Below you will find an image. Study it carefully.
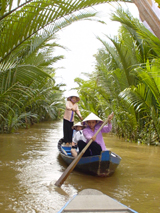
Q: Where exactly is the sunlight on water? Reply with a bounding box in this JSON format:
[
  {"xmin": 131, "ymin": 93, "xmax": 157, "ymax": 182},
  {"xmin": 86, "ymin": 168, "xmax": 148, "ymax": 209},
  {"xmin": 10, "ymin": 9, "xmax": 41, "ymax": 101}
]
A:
[{"xmin": 0, "ymin": 121, "xmax": 160, "ymax": 213}]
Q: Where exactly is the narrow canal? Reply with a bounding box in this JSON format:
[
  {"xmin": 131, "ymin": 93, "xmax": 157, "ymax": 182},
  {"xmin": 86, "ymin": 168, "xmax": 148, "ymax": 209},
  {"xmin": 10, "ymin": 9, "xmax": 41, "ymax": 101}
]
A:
[{"xmin": 0, "ymin": 121, "xmax": 160, "ymax": 213}]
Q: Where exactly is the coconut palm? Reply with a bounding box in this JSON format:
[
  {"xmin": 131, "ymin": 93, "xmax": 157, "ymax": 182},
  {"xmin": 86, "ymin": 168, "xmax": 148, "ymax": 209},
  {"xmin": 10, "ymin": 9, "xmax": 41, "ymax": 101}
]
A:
[
  {"xmin": 76, "ymin": 7, "xmax": 160, "ymax": 143},
  {"xmin": 0, "ymin": 1, "xmax": 108, "ymax": 132},
  {"xmin": 120, "ymin": 60, "xmax": 160, "ymax": 143},
  {"xmin": 2, "ymin": 0, "xmax": 160, "ymax": 63},
  {"xmin": 111, "ymin": 7, "xmax": 160, "ymax": 143},
  {"xmin": 1, "ymin": 0, "xmax": 127, "ymax": 62},
  {"xmin": 1, "ymin": 0, "xmax": 160, "ymax": 134}
]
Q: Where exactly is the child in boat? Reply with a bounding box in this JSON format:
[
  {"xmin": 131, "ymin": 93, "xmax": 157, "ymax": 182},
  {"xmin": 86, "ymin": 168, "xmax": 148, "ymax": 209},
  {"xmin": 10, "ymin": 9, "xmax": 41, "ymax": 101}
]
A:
[
  {"xmin": 71, "ymin": 122, "xmax": 86, "ymax": 157},
  {"xmin": 77, "ymin": 112, "xmax": 114, "ymax": 157},
  {"xmin": 63, "ymin": 93, "xmax": 83, "ymax": 144}
]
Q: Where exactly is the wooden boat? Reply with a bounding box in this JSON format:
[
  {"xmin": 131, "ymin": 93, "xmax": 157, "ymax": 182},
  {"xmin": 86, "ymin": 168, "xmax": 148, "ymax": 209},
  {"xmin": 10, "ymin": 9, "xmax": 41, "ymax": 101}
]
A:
[
  {"xmin": 58, "ymin": 138, "xmax": 121, "ymax": 177},
  {"xmin": 58, "ymin": 188, "xmax": 138, "ymax": 213}
]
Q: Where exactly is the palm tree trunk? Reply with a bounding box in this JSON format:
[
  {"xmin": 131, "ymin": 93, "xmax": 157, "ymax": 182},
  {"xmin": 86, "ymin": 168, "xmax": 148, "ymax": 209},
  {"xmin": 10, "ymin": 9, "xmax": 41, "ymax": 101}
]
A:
[{"xmin": 133, "ymin": 0, "xmax": 160, "ymax": 39}]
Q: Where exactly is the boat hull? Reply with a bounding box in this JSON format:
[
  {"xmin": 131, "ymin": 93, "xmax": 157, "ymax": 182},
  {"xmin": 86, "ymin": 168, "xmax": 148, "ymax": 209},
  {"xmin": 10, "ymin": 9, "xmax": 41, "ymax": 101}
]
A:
[
  {"xmin": 58, "ymin": 188, "xmax": 138, "ymax": 213},
  {"xmin": 58, "ymin": 138, "xmax": 121, "ymax": 177}
]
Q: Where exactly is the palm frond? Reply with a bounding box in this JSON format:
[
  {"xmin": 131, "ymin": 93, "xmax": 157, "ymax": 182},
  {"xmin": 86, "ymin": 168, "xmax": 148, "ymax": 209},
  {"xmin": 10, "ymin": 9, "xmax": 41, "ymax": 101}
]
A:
[
  {"xmin": 1, "ymin": 0, "xmax": 122, "ymax": 62},
  {"xmin": 111, "ymin": 7, "xmax": 160, "ymax": 57}
]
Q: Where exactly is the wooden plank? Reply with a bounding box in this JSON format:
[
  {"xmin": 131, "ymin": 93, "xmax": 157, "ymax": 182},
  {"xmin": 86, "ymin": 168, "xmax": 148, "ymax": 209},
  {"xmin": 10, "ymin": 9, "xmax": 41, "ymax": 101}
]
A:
[
  {"xmin": 64, "ymin": 195, "xmax": 129, "ymax": 212},
  {"xmin": 133, "ymin": 0, "xmax": 160, "ymax": 39},
  {"xmin": 59, "ymin": 189, "xmax": 137, "ymax": 213}
]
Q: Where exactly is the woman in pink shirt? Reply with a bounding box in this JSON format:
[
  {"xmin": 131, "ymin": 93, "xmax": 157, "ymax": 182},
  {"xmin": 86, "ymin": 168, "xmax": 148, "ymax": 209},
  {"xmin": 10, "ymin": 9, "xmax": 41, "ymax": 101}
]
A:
[
  {"xmin": 63, "ymin": 95, "xmax": 83, "ymax": 143},
  {"xmin": 78, "ymin": 112, "xmax": 114, "ymax": 157}
]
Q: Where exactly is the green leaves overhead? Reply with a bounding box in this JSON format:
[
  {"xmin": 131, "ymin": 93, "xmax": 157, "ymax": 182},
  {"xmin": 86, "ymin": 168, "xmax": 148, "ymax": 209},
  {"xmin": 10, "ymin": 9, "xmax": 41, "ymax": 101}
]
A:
[
  {"xmin": 0, "ymin": 0, "xmax": 134, "ymax": 62},
  {"xmin": 0, "ymin": 0, "xmax": 104, "ymax": 61},
  {"xmin": 77, "ymin": 7, "xmax": 160, "ymax": 144}
]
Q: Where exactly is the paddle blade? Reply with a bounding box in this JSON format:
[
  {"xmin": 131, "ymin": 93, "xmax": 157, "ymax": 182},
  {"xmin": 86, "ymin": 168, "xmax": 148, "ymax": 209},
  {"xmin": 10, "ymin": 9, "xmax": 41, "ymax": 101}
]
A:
[{"xmin": 55, "ymin": 151, "xmax": 84, "ymax": 187}]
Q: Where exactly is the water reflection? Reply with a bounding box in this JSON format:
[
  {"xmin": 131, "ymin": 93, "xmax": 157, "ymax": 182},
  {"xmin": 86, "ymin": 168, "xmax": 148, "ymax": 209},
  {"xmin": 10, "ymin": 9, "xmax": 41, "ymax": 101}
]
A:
[{"xmin": 0, "ymin": 121, "xmax": 160, "ymax": 213}]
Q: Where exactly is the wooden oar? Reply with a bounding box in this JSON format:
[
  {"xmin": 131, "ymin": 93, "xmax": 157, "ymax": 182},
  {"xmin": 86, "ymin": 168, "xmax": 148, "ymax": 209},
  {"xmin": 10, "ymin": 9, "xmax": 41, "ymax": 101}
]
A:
[
  {"xmin": 55, "ymin": 115, "xmax": 111, "ymax": 187},
  {"xmin": 75, "ymin": 110, "xmax": 83, "ymax": 121}
]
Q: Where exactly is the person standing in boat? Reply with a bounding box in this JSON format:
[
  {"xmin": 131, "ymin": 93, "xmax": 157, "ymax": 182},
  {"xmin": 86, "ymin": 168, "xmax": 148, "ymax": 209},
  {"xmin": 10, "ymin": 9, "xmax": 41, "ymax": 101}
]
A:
[
  {"xmin": 71, "ymin": 122, "xmax": 86, "ymax": 157},
  {"xmin": 78, "ymin": 112, "xmax": 114, "ymax": 157},
  {"xmin": 63, "ymin": 94, "xmax": 83, "ymax": 144}
]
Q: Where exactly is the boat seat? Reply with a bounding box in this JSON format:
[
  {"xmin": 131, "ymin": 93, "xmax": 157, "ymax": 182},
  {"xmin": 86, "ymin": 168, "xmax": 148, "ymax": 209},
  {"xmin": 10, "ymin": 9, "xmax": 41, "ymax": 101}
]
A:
[
  {"xmin": 67, "ymin": 153, "xmax": 72, "ymax": 156},
  {"xmin": 61, "ymin": 147, "xmax": 72, "ymax": 156}
]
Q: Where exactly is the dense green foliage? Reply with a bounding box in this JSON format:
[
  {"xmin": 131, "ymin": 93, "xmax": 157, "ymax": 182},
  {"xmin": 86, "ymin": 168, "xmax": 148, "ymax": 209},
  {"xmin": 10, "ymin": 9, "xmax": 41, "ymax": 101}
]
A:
[
  {"xmin": 75, "ymin": 8, "xmax": 160, "ymax": 145},
  {"xmin": 0, "ymin": 40, "xmax": 65, "ymax": 133},
  {"xmin": 1, "ymin": 0, "xmax": 112, "ymax": 133},
  {"xmin": 1, "ymin": 0, "xmax": 160, "ymax": 141}
]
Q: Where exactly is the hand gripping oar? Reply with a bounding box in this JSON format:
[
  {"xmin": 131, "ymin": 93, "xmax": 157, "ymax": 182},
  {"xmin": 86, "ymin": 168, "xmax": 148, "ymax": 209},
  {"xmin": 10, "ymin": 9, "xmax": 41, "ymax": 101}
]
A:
[
  {"xmin": 75, "ymin": 110, "xmax": 83, "ymax": 121},
  {"xmin": 55, "ymin": 115, "xmax": 111, "ymax": 187}
]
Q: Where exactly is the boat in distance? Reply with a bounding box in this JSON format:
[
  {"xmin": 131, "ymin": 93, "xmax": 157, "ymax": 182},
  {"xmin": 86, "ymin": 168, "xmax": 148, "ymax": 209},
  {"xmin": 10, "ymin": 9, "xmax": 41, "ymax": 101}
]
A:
[
  {"xmin": 58, "ymin": 138, "xmax": 121, "ymax": 177},
  {"xmin": 58, "ymin": 188, "xmax": 138, "ymax": 213}
]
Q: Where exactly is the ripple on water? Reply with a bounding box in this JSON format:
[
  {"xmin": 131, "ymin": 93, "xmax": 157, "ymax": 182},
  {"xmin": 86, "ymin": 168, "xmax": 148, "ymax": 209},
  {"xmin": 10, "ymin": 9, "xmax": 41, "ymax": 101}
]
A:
[{"xmin": 0, "ymin": 121, "xmax": 160, "ymax": 213}]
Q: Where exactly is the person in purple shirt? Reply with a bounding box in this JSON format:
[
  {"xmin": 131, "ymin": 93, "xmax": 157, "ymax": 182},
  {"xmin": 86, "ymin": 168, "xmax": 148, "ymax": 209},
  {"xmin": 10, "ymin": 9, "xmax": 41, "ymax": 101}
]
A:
[{"xmin": 77, "ymin": 112, "xmax": 114, "ymax": 157}]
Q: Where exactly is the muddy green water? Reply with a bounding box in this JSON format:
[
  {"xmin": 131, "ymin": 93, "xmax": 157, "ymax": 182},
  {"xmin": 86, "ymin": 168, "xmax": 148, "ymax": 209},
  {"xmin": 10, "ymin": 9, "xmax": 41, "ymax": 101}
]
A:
[{"xmin": 0, "ymin": 121, "xmax": 160, "ymax": 213}]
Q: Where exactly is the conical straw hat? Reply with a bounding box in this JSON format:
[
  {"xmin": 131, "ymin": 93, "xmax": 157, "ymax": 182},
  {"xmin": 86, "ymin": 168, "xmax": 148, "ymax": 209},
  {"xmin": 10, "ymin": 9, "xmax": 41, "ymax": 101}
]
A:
[
  {"xmin": 72, "ymin": 122, "xmax": 84, "ymax": 129},
  {"xmin": 67, "ymin": 92, "xmax": 80, "ymax": 102},
  {"xmin": 67, "ymin": 96, "xmax": 80, "ymax": 102},
  {"xmin": 82, "ymin": 112, "xmax": 103, "ymax": 124}
]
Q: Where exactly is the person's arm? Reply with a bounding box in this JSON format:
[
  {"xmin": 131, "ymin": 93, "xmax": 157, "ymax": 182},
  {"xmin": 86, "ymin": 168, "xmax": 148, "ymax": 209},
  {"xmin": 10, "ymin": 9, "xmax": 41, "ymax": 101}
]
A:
[
  {"xmin": 101, "ymin": 123, "xmax": 112, "ymax": 133},
  {"xmin": 72, "ymin": 141, "xmax": 76, "ymax": 149},
  {"xmin": 71, "ymin": 137, "xmax": 76, "ymax": 148},
  {"xmin": 83, "ymin": 128, "xmax": 97, "ymax": 141},
  {"xmin": 101, "ymin": 112, "xmax": 114, "ymax": 133},
  {"xmin": 75, "ymin": 105, "xmax": 83, "ymax": 120},
  {"xmin": 83, "ymin": 128, "xmax": 94, "ymax": 141},
  {"xmin": 66, "ymin": 101, "xmax": 73, "ymax": 110},
  {"xmin": 72, "ymin": 132, "xmax": 78, "ymax": 148}
]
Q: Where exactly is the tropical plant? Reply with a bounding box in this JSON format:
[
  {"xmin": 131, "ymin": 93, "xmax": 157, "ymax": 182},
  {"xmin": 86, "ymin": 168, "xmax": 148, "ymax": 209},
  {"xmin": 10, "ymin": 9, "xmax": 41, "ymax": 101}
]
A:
[
  {"xmin": 1, "ymin": 0, "xmax": 132, "ymax": 63},
  {"xmin": 1, "ymin": 0, "xmax": 111, "ymax": 133},
  {"xmin": 111, "ymin": 7, "xmax": 160, "ymax": 143},
  {"xmin": 76, "ymin": 7, "xmax": 160, "ymax": 144},
  {"xmin": 1, "ymin": 0, "xmax": 160, "ymax": 135},
  {"xmin": 120, "ymin": 59, "xmax": 160, "ymax": 143},
  {"xmin": 0, "ymin": 63, "xmax": 51, "ymax": 132}
]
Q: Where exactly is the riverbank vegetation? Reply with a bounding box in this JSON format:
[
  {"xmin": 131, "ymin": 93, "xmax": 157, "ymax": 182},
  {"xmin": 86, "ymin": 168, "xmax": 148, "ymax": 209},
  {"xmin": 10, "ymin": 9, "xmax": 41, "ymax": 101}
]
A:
[
  {"xmin": 75, "ymin": 8, "xmax": 160, "ymax": 145},
  {"xmin": 0, "ymin": 0, "xmax": 107, "ymax": 133},
  {"xmin": 1, "ymin": 1, "xmax": 160, "ymax": 146}
]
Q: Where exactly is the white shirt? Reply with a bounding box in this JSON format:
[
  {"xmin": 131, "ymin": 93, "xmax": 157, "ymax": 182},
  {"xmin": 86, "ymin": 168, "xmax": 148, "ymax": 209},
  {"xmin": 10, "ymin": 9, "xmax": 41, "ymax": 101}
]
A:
[{"xmin": 72, "ymin": 130, "xmax": 87, "ymax": 145}]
